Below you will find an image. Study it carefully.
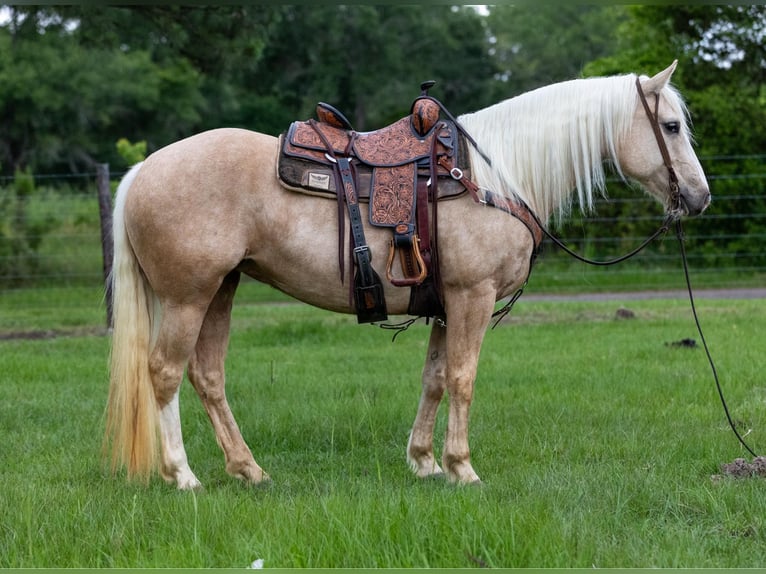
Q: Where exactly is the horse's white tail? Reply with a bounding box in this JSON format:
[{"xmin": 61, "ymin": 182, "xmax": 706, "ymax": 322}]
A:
[{"xmin": 104, "ymin": 162, "xmax": 160, "ymax": 482}]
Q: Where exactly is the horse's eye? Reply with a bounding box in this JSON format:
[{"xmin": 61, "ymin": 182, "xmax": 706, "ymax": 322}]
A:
[{"xmin": 663, "ymin": 122, "xmax": 680, "ymax": 134}]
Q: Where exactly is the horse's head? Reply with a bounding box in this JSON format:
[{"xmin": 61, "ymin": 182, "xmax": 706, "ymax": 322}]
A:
[{"xmin": 619, "ymin": 61, "xmax": 710, "ymax": 218}]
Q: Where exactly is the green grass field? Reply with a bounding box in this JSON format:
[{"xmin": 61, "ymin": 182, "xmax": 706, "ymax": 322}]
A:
[{"xmin": 2, "ymin": 288, "xmax": 766, "ymax": 568}]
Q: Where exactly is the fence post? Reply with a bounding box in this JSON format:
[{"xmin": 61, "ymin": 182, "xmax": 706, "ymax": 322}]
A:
[{"xmin": 96, "ymin": 163, "xmax": 113, "ymax": 329}]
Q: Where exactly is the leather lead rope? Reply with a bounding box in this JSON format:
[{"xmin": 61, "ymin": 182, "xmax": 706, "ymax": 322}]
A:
[{"xmin": 675, "ymin": 219, "xmax": 759, "ymax": 457}]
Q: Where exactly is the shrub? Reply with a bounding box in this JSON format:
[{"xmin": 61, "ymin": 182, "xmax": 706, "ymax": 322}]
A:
[{"xmin": 0, "ymin": 168, "xmax": 60, "ymax": 286}]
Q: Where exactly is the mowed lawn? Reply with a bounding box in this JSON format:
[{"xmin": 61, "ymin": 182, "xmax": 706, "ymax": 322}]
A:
[{"xmin": 2, "ymin": 292, "xmax": 766, "ymax": 568}]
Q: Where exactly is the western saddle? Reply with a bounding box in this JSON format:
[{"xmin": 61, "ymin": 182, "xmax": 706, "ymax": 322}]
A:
[{"xmin": 278, "ymin": 81, "xmax": 542, "ymax": 323}]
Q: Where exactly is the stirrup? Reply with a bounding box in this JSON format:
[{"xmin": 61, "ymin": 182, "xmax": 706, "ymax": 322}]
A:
[{"xmin": 385, "ymin": 228, "xmax": 428, "ymax": 287}]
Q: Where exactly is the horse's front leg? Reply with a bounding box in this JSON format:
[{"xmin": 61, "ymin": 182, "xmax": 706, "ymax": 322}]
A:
[
  {"xmin": 442, "ymin": 290, "xmax": 494, "ymax": 484},
  {"xmin": 407, "ymin": 321, "xmax": 447, "ymax": 478}
]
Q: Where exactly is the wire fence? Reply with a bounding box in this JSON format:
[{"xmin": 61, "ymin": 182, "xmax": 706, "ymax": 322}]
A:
[{"xmin": 1, "ymin": 154, "xmax": 764, "ymax": 330}]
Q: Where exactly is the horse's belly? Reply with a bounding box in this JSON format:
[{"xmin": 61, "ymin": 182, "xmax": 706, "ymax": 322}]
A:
[{"xmin": 237, "ymin": 222, "xmax": 413, "ymax": 316}]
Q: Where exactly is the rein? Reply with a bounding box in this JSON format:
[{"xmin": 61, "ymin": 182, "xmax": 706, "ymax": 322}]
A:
[{"xmin": 530, "ymin": 210, "xmax": 674, "ymax": 266}]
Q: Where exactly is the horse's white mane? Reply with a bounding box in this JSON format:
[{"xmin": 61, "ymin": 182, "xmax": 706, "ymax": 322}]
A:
[{"xmin": 458, "ymin": 73, "xmax": 687, "ymax": 223}]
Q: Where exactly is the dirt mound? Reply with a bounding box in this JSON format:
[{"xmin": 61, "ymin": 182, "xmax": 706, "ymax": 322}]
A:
[{"xmin": 719, "ymin": 457, "xmax": 766, "ymax": 479}]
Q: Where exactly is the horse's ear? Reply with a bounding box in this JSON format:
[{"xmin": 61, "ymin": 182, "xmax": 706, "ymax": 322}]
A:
[{"xmin": 640, "ymin": 60, "xmax": 678, "ymax": 94}]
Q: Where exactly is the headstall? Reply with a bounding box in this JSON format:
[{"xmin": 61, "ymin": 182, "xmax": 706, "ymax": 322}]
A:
[{"xmin": 634, "ymin": 76, "xmax": 682, "ymax": 214}]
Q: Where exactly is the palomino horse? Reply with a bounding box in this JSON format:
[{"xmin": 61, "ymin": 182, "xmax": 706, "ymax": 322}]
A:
[{"xmin": 105, "ymin": 62, "xmax": 710, "ymax": 489}]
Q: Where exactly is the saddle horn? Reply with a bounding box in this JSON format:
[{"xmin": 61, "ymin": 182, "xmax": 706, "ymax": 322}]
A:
[
  {"xmin": 420, "ymin": 80, "xmax": 436, "ymax": 96},
  {"xmin": 412, "ymin": 81, "xmax": 440, "ymax": 136}
]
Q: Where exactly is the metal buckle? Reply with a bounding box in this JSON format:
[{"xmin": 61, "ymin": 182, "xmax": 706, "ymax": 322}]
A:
[{"xmin": 449, "ymin": 167, "xmax": 463, "ymax": 180}]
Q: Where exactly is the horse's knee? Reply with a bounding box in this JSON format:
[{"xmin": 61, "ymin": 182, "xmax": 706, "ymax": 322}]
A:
[
  {"xmin": 422, "ymin": 377, "xmax": 445, "ymax": 402},
  {"xmin": 422, "ymin": 360, "xmax": 446, "ymax": 400},
  {"xmin": 447, "ymin": 374, "xmax": 475, "ymax": 404}
]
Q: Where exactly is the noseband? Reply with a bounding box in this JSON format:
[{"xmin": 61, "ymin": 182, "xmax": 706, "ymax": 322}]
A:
[{"xmin": 634, "ymin": 76, "xmax": 682, "ymax": 213}]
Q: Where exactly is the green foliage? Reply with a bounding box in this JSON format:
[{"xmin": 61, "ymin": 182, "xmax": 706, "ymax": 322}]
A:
[
  {"xmin": 2, "ymin": 5, "xmax": 764, "ymax": 171},
  {"xmin": 1, "ymin": 5, "xmax": 765, "ymax": 279},
  {"xmin": 115, "ymin": 138, "xmax": 147, "ymax": 167},
  {"xmin": 247, "ymin": 5, "xmax": 496, "ymax": 131},
  {"xmin": 0, "ymin": 7, "xmax": 214, "ymax": 172},
  {"xmin": 0, "ymin": 169, "xmax": 59, "ymax": 285},
  {"xmin": 488, "ymin": 5, "xmax": 629, "ymax": 96}
]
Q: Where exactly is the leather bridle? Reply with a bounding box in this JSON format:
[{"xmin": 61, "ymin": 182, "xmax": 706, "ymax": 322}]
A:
[
  {"xmin": 634, "ymin": 76, "xmax": 682, "ymax": 214},
  {"xmin": 636, "ymin": 78, "xmax": 759, "ymax": 458},
  {"xmin": 509, "ymin": 76, "xmax": 690, "ymax": 267}
]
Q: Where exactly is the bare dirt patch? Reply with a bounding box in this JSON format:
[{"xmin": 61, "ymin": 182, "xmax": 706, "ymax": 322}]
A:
[
  {"xmin": 0, "ymin": 326, "xmax": 110, "ymax": 341},
  {"xmin": 716, "ymin": 457, "xmax": 766, "ymax": 480}
]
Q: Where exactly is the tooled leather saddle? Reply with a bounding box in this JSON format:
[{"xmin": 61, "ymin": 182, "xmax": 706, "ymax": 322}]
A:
[
  {"xmin": 278, "ymin": 81, "xmax": 473, "ymax": 323},
  {"xmin": 277, "ymin": 81, "xmax": 543, "ymax": 324}
]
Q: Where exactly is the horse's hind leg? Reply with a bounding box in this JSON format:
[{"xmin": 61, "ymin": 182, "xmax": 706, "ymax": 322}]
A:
[
  {"xmin": 407, "ymin": 321, "xmax": 447, "ymax": 478},
  {"xmin": 187, "ymin": 271, "xmax": 268, "ymax": 485},
  {"xmin": 150, "ymin": 303, "xmax": 210, "ymax": 490}
]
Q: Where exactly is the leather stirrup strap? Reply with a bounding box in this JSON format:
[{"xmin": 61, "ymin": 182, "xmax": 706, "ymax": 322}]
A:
[{"xmin": 308, "ymin": 120, "xmax": 387, "ymax": 322}]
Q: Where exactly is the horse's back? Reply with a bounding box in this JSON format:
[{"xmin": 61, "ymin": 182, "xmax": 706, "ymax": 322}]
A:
[{"xmin": 138, "ymin": 127, "xmax": 277, "ymax": 181}]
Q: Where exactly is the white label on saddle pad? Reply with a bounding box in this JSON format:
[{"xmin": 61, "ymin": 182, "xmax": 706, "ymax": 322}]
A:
[{"xmin": 308, "ymin": 172, "xmax": 331, "ymax": 190}]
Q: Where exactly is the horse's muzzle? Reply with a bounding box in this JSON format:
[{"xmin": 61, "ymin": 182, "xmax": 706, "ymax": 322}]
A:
[{"xmin": 677, "ymin": 188, "xmax": 711, "ymax": 217}]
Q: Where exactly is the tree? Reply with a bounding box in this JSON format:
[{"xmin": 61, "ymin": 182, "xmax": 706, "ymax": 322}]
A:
[
  {"xmin": 486, "ymin": 5, "xmax": 629, "ymax": 98},
  {"xmin": 1, "ymin": 6, "xmax": 496, "ymax": 172},
  {"xmin": 0, "ymin": 6, "xmax": 278, "ymax": 173},
  {"xmin": 583, "ymin": 6, "xmax": 766, "ymax": 266},
  {"xmin": 246, "ymin": 5, "xmax": 497, "ymax": 132}
]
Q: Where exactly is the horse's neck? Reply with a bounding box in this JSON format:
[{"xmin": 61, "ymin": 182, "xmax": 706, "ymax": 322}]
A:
[{"xmin": 460, "ymin": 76, "xmax": 631, "ymax": 223}]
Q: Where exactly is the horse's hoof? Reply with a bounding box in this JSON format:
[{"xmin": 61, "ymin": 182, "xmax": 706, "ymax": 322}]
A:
[
  {"xmin": 407, "ymin": 454, "xmax": 444, "ymax": 479},
  {"xmin": 444, "ymin": 461, "xmax": 481, "ymax": 485},
  {"xmin": 165, "ymin": 466, "xmax": 203, "ymax": 491},
  {"xmin": 176, "ymin": 476, "xmax": 204, "ymax": 491}
]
